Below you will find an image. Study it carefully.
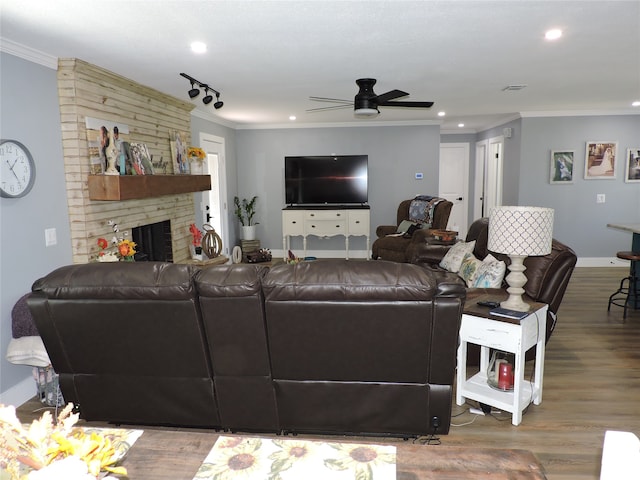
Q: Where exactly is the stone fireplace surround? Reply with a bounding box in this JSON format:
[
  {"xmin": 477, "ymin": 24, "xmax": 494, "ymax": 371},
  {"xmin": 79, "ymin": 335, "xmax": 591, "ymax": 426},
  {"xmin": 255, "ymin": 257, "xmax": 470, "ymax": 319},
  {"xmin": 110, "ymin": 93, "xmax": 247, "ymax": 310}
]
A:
[{"xmin": 57, "ymin": 58, "xmax": 198, "ymax": 264}]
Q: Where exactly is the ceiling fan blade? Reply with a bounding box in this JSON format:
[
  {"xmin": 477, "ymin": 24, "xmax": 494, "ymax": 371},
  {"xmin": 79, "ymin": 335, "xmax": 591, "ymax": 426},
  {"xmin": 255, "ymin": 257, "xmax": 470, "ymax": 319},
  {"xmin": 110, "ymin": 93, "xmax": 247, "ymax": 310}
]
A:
[
  {"xmin": 379, "ymin": 100, "xmax": 434, "ymax": 108},
  {"xmin": 309, "ymin": 96, "xmax": 352, "ymax": 104},
  {"xmin": 306, "ymin": 104, "xmax": 353, "ymax": 113},
  {"xmin": 374, "ymin": 89, "xmax": 409, "ymax": 104}
]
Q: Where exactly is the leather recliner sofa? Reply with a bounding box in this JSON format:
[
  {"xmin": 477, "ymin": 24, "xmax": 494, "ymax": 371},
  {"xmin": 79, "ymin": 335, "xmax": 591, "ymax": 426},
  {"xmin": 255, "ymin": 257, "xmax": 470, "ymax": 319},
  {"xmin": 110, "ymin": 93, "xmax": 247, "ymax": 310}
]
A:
[
  {"xmin": 410, "ymin": 217, "xmax": 577, "ymax": 360},
  {"xmin": 28, "ymin": 259, "xmax": 466, "ymax": 437}
]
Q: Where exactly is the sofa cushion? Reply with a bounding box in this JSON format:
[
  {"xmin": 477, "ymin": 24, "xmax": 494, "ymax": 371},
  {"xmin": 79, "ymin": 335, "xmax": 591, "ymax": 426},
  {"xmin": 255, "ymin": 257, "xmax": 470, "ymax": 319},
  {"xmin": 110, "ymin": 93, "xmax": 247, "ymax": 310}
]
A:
[
  {"xmin": 472, "ymin": 254, "xmax": 507, "ymax": 288},
  {"xmin": 459, "ymin": 252, "xmax": 483, "ymax": 287},
  {"xmin": 439, "ymin": 240, "xmax": 476, "ymax": 273}
]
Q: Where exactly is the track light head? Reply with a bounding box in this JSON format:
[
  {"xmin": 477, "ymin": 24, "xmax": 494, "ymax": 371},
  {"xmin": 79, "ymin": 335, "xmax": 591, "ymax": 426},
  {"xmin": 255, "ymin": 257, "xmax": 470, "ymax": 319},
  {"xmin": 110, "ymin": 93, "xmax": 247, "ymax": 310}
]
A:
[
  {"xmin": 188, "ymin": 81, "xmax": 200, "ymax": 98},
  {"xmin": 214, "ymin": 92, "xmax": 224, "ymax": 109},
  {"xmin": 202, "ymin": 88, "xmax": 213, "ymax": 105}
]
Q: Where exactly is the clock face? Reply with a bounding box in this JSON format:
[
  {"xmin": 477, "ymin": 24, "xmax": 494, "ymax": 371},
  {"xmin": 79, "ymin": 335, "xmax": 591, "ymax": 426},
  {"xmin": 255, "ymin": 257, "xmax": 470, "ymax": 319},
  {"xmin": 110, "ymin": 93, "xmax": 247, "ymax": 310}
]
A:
[{"xmin": 1, "ymin": 139, "xmax": 36, "ymax": 198}]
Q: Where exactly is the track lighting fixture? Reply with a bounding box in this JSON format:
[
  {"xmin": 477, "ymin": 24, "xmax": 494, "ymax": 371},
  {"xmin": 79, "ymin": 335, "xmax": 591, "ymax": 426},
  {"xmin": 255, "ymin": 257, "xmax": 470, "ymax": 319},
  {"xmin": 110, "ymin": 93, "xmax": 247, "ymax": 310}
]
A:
[
  {"xmin": 188, "ymin": 81, "xmax": 200, "ymax": 99},
  {"xmin": 213, "ymin": 93, "xmax": 224, "ymax": 110},
  {"xmin": 180, "ymin": 72, "xmax": 223, "ymax": 110},
  {"xmin": 202, "ymin": 88, "xmax": 213, "ymax": 105}
]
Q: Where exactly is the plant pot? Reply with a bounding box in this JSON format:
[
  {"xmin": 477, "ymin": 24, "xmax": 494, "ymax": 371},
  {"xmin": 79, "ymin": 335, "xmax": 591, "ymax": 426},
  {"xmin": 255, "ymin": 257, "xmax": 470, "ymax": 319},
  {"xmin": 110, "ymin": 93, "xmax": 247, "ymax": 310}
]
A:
[{"xmin": 241, "ymin": 225, "xmax": 256, "ymax": 241}]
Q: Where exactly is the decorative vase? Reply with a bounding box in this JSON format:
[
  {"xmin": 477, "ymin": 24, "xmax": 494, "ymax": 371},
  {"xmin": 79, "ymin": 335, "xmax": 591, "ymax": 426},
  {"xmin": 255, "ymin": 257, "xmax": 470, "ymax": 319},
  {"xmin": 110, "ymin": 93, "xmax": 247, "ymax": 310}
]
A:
[
  {"xmin": 190, "ymin": 161, "xmax": 204, "ymax": 175},
  {"xmin": 241, "ymin": 225, "xmax": 256, "ymax": 241}
]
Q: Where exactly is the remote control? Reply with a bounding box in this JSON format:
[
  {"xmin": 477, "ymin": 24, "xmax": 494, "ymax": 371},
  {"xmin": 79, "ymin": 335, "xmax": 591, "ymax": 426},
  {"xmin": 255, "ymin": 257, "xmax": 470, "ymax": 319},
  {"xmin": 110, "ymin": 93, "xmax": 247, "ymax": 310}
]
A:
[{"xmin": 477, "ymin": 300, "xmax": 500, "ymax": 308}]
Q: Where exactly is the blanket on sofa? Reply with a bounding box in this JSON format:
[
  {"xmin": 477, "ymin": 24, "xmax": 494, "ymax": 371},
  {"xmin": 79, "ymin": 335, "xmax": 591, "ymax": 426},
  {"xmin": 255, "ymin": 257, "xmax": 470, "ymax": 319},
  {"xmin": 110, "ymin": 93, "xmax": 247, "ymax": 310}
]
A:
[{"xmin": 409, "ymin": 195, "xmax": 444, "ymax": 228}]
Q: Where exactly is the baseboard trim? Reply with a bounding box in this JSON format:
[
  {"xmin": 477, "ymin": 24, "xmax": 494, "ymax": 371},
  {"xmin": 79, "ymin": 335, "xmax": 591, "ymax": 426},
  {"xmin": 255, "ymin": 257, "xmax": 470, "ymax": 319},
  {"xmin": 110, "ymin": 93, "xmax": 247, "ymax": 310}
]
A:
[
  {"xmin": 576, "ymin": 257, "xmax": 629, "ymax": 267},
  {"xmin": 0, "ymin": 374, "xmax": 35, "ymax": 407}
]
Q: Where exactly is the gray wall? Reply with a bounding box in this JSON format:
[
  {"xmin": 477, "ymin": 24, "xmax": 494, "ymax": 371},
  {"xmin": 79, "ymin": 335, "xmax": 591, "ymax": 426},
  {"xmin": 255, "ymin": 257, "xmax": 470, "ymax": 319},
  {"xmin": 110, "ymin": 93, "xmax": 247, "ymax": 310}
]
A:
[
  {"xmin": 518, "ymin": 115, "xmax": 640, "ymax": 256},
  {"xmin": 0, "ymin": 53, "xmax": 72, "ymax": 403},
  {"xmin": 235, "ymin": 125, "xmax": 441, "ymax": 254}
]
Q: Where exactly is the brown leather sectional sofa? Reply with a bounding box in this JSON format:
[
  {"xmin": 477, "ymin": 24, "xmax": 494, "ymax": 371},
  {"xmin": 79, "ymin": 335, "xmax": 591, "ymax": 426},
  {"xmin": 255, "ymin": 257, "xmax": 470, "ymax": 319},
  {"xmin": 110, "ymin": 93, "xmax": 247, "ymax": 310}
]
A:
[
  {"xmin": 410, "ymin": 217, "xmax": 578, "ymax": 360},
  {"xmin": 27, "ymin": 259, "xmax": 465, "ymax": 437}
]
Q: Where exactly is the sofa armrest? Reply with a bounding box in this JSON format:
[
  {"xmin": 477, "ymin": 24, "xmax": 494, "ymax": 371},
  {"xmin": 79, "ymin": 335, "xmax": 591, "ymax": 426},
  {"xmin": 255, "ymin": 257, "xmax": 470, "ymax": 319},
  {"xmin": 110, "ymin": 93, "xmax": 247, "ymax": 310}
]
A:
[
  {"xmin": 408, "ymin": 241, "xmax": 453, "ymax": 266},
  {"xmin": 375, "ymin": 225, "xmax": 398, "ymax": 238}
]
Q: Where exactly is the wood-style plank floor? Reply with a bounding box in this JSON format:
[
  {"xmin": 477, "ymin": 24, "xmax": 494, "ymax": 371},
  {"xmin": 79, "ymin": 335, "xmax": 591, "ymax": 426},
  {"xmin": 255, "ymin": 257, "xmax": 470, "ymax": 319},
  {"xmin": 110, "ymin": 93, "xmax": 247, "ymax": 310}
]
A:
[{"xmin": 14, "ymin": 267, "xmax": 640, "ymax": 479}]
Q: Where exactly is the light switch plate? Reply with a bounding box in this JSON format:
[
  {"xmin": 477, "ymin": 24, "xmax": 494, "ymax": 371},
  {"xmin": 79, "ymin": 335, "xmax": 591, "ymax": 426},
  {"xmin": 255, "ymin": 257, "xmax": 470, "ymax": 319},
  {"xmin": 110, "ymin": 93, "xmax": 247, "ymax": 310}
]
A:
[{"xmin": 45, "ymin": 228, "xmax": 57, "ymax": 246}]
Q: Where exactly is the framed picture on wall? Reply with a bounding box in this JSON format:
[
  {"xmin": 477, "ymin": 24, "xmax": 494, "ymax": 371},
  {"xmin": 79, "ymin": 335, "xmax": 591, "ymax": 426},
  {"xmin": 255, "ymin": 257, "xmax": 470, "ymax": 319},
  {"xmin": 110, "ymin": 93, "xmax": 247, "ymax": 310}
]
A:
[
  {"xmin": 625, "ymin": 148, "xmax": 640, "ymax": 183},
  {"xmin": 550, "ymin": 150, "xmax": 574, "ymax": 184},
  {"xmin": 584, "ymin": 141, "xmax": 617, "ymax": 180}
]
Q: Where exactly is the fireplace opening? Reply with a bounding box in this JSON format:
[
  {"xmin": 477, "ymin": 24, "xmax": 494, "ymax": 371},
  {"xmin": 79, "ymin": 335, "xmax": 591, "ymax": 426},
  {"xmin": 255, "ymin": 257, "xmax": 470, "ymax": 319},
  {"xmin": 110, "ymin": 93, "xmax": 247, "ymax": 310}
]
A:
[{"xmin": 132, "ymin": 220, "xmax": 173, "ymax": 262}]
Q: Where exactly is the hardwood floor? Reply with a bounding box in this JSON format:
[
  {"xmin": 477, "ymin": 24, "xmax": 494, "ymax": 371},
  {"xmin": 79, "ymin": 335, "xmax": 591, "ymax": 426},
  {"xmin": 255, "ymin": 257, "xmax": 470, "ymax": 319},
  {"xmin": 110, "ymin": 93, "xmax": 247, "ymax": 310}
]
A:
[{"xmin": 14, "ymin": 267, "xmax": 639, "ymax": 479}]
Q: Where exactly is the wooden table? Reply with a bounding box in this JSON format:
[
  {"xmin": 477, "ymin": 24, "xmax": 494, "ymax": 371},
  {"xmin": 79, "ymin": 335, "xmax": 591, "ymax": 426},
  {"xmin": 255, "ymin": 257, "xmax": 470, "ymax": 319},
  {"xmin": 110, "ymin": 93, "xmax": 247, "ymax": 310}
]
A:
[{"xmin": 120, "ymin": 429, "xmax": 546, "ymax": 479}]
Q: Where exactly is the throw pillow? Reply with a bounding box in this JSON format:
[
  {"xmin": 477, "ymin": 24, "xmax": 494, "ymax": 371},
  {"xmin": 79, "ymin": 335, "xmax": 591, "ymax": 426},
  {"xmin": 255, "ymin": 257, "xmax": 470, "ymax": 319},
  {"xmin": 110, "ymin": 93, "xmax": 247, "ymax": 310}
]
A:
[
  {"xmin": 439, "ymin": 240, "xmax": 476, "ymax": 273},
  {"xmin": 472, "ymin": 254, "xmax": 507, "ymax": 288},
  {"xmin": 459, "ymin": 252, "xmax": 484, "ymax": 287}
]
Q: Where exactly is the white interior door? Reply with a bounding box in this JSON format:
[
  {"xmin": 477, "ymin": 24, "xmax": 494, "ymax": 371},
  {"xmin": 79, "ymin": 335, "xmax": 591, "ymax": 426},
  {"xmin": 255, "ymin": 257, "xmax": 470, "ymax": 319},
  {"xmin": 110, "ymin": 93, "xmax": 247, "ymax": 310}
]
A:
[
  {"xmin": 485, "ymin": 136, "xmax": 504, "ymax": 214},
  {"xmin": 439, "ymin": 143, "xmax": 469, "ymax": 235},
  {"xmin": 474, "ymin": 140, "xmax": 488, "ymax": 219},
  {"xmin": 199, "ymin": 134, "xmax": 229, "ymax": 256}
]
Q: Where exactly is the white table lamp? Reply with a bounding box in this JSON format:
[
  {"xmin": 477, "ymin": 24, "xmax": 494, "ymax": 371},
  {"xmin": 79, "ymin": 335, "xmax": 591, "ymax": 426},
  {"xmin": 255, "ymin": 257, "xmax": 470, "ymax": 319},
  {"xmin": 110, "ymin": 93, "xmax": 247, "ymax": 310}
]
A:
[{"xmin": 488, "ymin": 206, "xmax": 554, "ymax": 311}]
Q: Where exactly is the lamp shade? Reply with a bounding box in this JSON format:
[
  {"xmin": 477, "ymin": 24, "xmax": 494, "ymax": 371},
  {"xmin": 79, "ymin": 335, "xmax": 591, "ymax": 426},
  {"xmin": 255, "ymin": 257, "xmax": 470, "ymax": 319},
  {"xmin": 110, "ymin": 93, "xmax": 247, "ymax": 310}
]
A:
[{"xmin": 488, "ymin": 206, "xmax": 554, "ymax": 257}]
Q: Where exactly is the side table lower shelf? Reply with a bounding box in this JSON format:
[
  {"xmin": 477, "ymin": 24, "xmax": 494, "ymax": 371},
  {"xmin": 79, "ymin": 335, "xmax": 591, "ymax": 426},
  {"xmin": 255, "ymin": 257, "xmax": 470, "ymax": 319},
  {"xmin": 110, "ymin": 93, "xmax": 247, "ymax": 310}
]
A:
[{"xmin": 460, "ymin": 372, "xmax": 537, "ymax": 415}]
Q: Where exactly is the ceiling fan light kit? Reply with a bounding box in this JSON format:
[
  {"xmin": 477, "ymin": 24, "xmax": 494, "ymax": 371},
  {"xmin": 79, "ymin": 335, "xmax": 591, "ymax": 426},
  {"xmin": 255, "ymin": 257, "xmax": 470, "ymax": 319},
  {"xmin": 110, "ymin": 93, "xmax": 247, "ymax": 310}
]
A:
[
  {"xmin": 310, "ymin": 78, "xmax": 434, "ymax": 118},
  {"xmin": 180, "ymin": 73, "xmax": 223, "ymax": 109}
]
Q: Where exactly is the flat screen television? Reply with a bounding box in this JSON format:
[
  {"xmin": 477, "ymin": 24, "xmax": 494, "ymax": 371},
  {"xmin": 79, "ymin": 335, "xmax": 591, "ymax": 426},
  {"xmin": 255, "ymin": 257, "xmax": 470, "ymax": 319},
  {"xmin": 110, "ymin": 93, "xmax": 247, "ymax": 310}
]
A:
[{"xmin": 285, "ymin": 155, "xmax": 368, "ymax": 206}]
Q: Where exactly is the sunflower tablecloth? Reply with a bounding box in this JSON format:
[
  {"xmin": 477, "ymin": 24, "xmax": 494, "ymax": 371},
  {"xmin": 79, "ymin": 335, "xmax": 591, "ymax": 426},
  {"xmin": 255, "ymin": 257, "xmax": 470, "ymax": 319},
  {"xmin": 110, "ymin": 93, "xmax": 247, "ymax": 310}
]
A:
[{"xmin": 194, "ymin": 435, "xmax": 396, "ymax": 480}]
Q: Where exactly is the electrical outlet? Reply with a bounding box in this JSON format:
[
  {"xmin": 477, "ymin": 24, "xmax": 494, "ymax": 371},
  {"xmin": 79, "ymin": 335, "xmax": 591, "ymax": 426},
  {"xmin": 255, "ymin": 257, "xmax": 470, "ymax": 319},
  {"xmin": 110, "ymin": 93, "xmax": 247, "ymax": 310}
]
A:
[{"xmin": 596, "ymin": 194, "xmax": 606, "ymax": 203}]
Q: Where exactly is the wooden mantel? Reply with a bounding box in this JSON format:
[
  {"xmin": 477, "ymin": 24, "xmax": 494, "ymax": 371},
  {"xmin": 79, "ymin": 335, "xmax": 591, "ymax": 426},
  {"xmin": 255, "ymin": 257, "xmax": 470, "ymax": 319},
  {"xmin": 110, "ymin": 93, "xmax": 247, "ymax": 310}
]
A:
[{"xmin": 88, "ymin": 175, "xmax": 211, "ymax": 201}]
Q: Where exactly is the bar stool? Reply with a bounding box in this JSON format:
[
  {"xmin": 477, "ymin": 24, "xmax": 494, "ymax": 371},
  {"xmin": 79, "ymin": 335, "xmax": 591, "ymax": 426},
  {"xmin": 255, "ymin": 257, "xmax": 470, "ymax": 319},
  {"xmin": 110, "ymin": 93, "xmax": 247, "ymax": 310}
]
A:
[{"xmin": 608, "ymin": 251, "xmax": 640, "ymax": 319}]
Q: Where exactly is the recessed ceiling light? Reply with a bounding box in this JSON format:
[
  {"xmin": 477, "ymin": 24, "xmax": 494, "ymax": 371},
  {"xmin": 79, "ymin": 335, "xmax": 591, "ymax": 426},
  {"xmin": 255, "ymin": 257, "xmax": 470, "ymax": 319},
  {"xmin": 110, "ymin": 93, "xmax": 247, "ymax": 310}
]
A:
[
  {"xmin": 632, "ymin": 101, "xmax": 640, "ymax": 107},
  {"xmin": 289, "ymin": 115, "xmax": 297, "ymax": 121},
  {"xmin": 545, "ymin": 29, "xmax": 562, "ymax": 40},
  {"xmin": 190, "ymin": 42, "xmax": 207, "ymax": 54},
  {"xmin": 458, "ymin": 123, "xmax": 465, "ymax": 128},
  {"xmin": 437, "ymin": 111, "xmax": 446, "ymax": 117}
]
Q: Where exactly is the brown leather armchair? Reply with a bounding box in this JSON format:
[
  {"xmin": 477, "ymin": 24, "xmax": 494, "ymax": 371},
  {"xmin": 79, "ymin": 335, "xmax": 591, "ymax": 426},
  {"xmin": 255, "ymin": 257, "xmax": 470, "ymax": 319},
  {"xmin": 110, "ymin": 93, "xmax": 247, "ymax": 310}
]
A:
[{"xmin": 372, "ymin": 198, "xmax": 453, "ymax": 262}]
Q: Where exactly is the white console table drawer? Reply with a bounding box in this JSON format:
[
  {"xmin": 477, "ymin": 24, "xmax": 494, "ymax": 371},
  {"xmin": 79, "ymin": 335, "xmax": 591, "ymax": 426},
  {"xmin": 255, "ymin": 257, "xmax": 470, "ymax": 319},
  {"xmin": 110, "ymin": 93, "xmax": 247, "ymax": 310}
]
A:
[
  {"xmin": 305, "ymin": 219, "xmax": 347, "ymax": 235},
  {"xmin": 305, "ymin": 210, "xmax": 345, "ymax": 220}
]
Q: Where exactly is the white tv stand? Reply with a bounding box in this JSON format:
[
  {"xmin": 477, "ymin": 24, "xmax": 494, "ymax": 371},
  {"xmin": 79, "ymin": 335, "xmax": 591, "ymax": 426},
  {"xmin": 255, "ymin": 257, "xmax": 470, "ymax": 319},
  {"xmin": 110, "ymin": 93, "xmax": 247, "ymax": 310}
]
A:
[{"xmin": 282, "ymin": 206, "xmax": 370, "ymax": 260}]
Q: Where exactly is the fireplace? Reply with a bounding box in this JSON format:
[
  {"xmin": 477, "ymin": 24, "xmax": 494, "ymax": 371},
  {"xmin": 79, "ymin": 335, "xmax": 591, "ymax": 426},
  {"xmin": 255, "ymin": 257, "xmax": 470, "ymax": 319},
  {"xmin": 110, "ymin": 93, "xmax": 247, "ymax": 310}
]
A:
[{"xmin": 132, "ymin": 220, "xmax": 173, "ymax": 262}]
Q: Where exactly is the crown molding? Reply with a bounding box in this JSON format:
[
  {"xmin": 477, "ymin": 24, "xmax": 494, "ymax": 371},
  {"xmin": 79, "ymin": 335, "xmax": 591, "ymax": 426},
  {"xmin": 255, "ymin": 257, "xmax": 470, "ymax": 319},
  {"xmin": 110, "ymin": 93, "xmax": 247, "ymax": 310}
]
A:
[
  {"xmin": 520, "ymin": 109, "xmax": 639, "ymax": 118},
  {"xmin": 0, "ymin": 37, "xmax": 58, "ymax": 70},
  {"xmin": 190, "ymin": 108, "xmax": 238, "ymax": 129},
  {"xmin": 234, "ymin": 119, "xmax": 442, "ymax": 130}
]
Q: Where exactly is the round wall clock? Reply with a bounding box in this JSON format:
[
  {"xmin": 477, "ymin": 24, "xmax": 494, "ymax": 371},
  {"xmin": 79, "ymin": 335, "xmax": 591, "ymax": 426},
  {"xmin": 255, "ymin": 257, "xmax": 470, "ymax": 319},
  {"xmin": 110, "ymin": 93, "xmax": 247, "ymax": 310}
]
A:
[{"xmin": 0, "ymin": 139, "xmax": 36, "ymax": 198}]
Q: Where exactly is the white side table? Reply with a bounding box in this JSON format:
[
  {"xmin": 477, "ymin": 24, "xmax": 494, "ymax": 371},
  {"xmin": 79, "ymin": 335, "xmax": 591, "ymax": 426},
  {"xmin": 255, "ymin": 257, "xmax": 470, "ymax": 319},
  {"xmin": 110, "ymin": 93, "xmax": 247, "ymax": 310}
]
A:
[{"xmin": 456, "ymin": 302, "xmax": 548, "ymax": 426}]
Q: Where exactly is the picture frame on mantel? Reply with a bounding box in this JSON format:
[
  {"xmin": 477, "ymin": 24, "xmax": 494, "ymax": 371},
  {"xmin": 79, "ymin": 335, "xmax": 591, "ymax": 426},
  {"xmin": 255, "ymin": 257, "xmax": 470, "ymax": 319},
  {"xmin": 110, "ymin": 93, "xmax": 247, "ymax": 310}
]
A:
[
  {"xmin": 170, "ymin": 130, "xmax": 189, "ymax": 174},
  {"xmin": 550, "ymin": 150, "xmax": 574, "ymax": 184},
  {"xmin": 625, "ymin": 148, "xmax": 640, "ymax": 183},
  {"xmin": 584, "ymin": 141, "xmax": 617, "ymax": 180}
]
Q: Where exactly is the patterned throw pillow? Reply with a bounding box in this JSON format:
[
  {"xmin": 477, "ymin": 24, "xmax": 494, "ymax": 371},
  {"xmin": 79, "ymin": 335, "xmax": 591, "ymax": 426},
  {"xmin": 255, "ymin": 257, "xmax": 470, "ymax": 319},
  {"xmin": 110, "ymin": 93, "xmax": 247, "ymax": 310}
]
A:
[
  {"xmin": 459, "ymin": 252, "xmax": 484, "ymax": 287},
  {"xmin": 472, "ymin": 254, "xmax": 507, "ymax": 288},
  {"xmin": 439, "ymin": 240, "xmax": 476, "ymax": 273}
]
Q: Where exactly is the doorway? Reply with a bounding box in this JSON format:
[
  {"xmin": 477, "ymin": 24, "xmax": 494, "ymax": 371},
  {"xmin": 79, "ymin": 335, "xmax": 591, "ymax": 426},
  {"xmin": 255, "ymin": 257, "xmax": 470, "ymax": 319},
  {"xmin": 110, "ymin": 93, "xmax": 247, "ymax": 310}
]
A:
[
  {"xmin": 474, "ymin": 136, "xmax": 504, "ymax": 220},
  {"xmin": 199, "ymin": 134, "xmax": 229, "ymax": 256},
  {"xmin": 439, "ymin": 143, "xmax": 469, "ymax": 235}
]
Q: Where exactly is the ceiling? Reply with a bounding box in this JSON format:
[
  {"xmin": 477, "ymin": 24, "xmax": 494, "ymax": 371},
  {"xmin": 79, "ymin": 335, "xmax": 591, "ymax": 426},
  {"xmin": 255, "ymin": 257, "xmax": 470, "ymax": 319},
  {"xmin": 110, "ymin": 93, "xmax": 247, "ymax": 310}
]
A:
[{"xmin": 1, "ymin": 1, "xmax": 639, "ymax": 132}]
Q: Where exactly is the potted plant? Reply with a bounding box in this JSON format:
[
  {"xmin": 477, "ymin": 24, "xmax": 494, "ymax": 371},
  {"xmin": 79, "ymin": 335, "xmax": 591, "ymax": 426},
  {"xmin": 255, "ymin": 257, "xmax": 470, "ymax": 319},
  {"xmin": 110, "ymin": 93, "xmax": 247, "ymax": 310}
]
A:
[{"xmin": 234, "ymin": 195, "xmax": 259, "ymax": 240}]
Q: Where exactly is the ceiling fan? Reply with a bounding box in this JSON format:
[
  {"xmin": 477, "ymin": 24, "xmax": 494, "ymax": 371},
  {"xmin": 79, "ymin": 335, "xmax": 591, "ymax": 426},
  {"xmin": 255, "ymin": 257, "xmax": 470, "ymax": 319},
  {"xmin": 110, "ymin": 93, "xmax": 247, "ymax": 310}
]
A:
[{"xmin": 308, "ymin": 78, "xmax": 434, "ymax": 117}]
